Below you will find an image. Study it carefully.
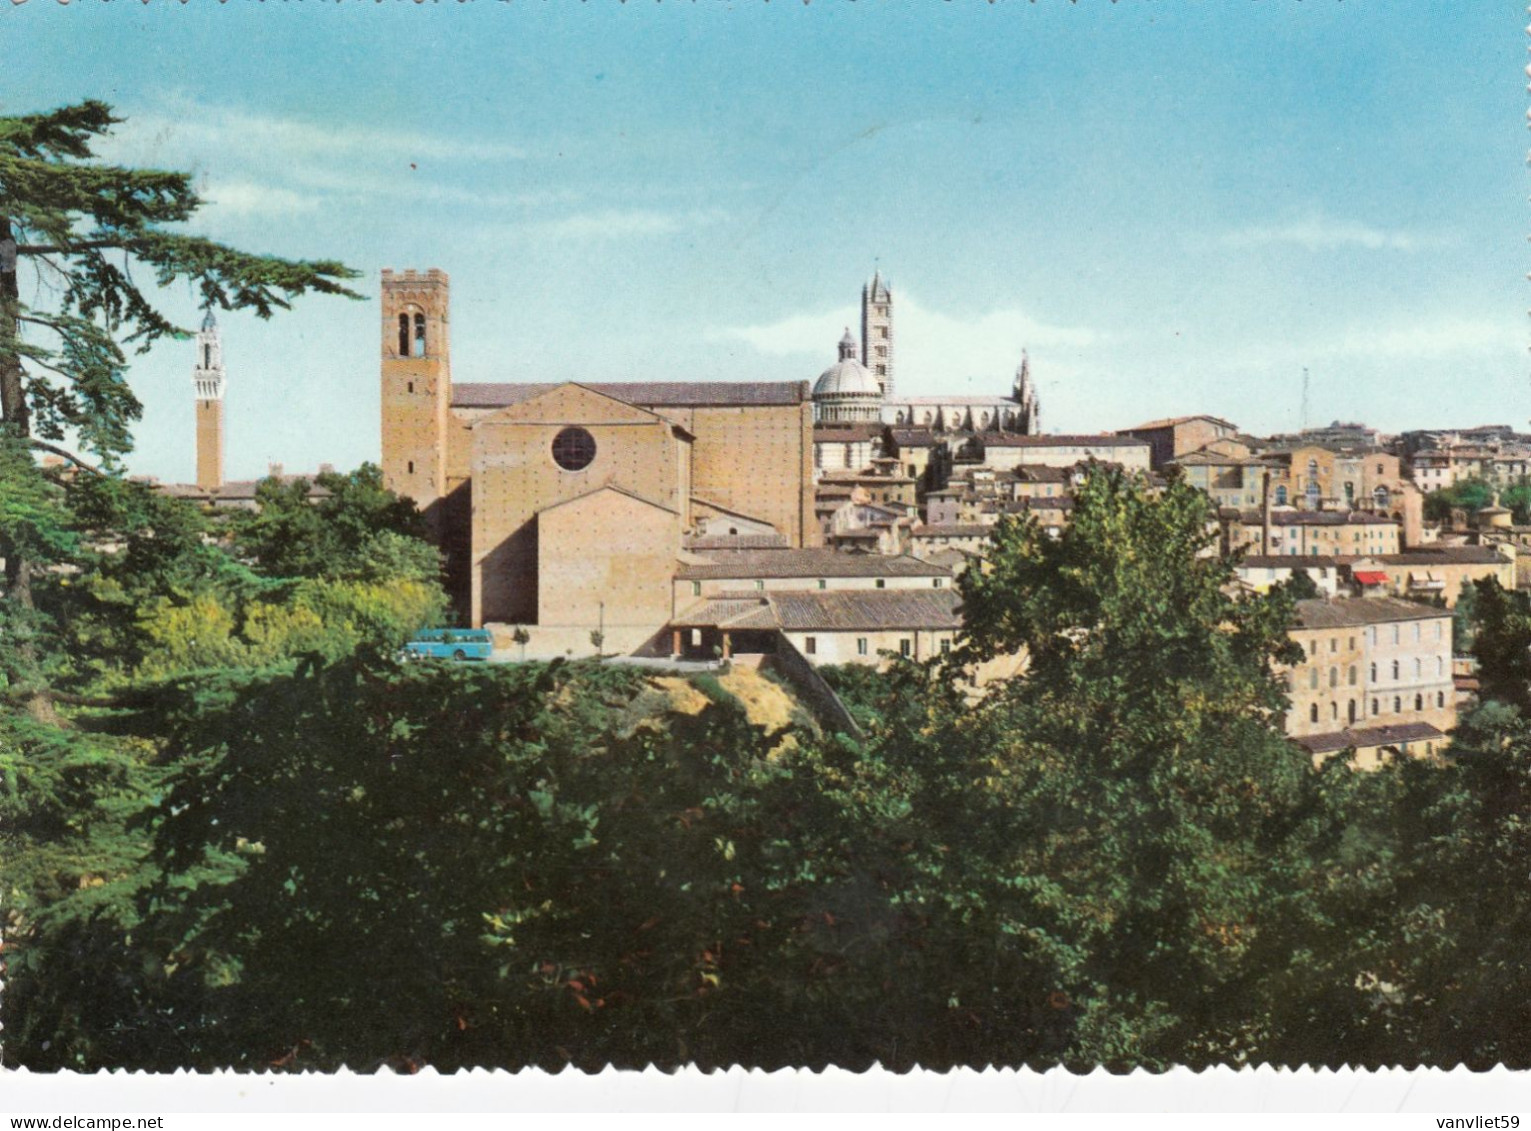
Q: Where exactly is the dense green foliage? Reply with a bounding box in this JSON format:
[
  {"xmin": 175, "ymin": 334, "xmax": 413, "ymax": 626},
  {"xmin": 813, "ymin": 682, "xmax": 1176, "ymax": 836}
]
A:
[
  {"xmin": 9, "ymin": 101, "xmax": 1531, "ymax": 1072},
  {"xmin": 13, "ymin": 463, "xmax": 1531, "ymax": 1071},
  {"xmin": 1423, "ymin": 477, "xmax": 1496, "ymax": 523}
]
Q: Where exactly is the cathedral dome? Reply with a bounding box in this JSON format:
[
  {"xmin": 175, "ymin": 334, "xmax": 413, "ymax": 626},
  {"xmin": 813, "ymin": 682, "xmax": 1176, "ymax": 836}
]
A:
[
  {"xmin": 813, "ymin": 358, "xmax": 881, "ymax": 399},
  {"xmin": 813, "ymin": 329, "xmax": 881, "ymax": 399},
  {"xmin": 812, "ymin": 329, "xmax": 882, "ymax": 425}
]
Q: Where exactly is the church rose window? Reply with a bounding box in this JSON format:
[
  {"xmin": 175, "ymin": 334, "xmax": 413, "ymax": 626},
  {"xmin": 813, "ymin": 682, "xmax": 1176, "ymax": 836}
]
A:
[{"xmin": 551, "ymin": 427, "xmax": 597, "ymax": 471}]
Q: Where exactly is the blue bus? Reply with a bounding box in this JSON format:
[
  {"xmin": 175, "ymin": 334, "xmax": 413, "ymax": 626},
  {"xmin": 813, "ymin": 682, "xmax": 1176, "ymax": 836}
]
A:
[{"xmin": 401, "ymin": 628, "xmax": 494, "ymax": 662}]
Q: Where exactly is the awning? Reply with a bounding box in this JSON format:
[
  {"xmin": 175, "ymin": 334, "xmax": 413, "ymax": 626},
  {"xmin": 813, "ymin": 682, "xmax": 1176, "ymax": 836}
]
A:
[{"xmin": 1353, "ymin": 570, "xmax": 1389, "ymax": 585}]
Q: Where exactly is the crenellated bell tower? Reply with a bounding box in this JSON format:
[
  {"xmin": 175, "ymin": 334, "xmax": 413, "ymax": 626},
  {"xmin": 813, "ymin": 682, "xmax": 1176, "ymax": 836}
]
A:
[
  {"xmin": 379, "ymin": 268, "xmax": 451, "ymax": 513},
  {"xmin": 193, "ymin": 309, "xmax": 226, "ymax": 490},
  {"xmin": 860, "ymin": 272, "xmax": 894, "ymax": 400}
]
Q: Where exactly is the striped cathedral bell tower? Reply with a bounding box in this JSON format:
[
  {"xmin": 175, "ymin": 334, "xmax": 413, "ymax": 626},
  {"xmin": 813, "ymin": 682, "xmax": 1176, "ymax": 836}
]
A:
[{"xmin": 193, "ymin": 309, "xmax": 226, "ymax": 490}]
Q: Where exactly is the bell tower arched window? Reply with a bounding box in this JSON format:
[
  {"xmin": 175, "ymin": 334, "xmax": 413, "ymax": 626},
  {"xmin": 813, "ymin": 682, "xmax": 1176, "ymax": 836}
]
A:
[
  {"xmin": 397, "ymin": 314, "xmax": 410, "ymax": 358},
  {"xmin": 413, "ymin": 313, "xmax": 427, "ymax": 358},
  {"xmin": 203, "ymin": 344, "xmax": 212, "ymax": 369}
]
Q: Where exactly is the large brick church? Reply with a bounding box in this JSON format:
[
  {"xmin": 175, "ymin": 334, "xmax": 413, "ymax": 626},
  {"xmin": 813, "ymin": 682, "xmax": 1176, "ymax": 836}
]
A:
[{"xmin": 378, "ymin": 269, "xmax": 819, "ymax": 648}]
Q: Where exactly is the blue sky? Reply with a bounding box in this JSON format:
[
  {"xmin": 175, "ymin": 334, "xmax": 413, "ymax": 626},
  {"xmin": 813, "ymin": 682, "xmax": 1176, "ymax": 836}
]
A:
[{"xmin": 8, "ymin": 2, "xmax": 1527, "ymax": 482}]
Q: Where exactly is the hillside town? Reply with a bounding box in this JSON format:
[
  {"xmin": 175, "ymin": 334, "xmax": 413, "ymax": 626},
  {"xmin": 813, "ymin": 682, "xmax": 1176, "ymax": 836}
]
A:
[{"xmin": 157, "ymin": 269, "xmax": 1528, "ymax": 767}]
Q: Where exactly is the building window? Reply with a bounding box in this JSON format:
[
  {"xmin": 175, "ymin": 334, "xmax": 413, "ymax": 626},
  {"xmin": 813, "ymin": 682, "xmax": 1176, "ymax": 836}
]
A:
[
  {"xmin": 406, "ymin": 460, "xmax": 414, "ymax": 475},
  {"xmin": 1348, "ymin": 665, "xmax": 1357, "ymax": 686},
  {"xmin": 1414, "ymin": 693, "xmax": 1423, "ymax": 711},
  {"xmin": 940, "ymin": 639, "xmax": 951, "ymax": 654},
  {"xmin": 1394, "ymin": 696, "xmax": 1402, "ymax": 713},
  {"xmin": 1370, "ymin": 662, "xmax": 1377, "ymax": 681},
  {"xmin": 1348, "ymin": 700, "xmax": 1357, "ymax": 724},
  {"xmin": 1392, "ymin": 660, "xmax": 1399, "ymax": 680},
  {"xmin": 754, "ymin": 580, "xmax": 765, "ymax": 591},
  {"xmin": 1329, "ymin": 667, "xmax": 1338, "ymax": 688},
  {"xmin": 817, "ymin": 579, "xmax": 827, "ymax": 590},
  {"xmin": 692, "ymin": 581, "xmax": 702, "ymax": 596},
  {"xmin": 900, "ymin": 639, "xmax": 912, "ymax": 657},
  {"xmin": 397, "ymin": 313, "xmax": 410, "ymax": 357},
  {"xmin": 1310, "ymin": 704, "xmax": 1319, "ymax": 723},
  {"xmin": 1331, "ymin": 702, "xmax": 1339, "ymax": 720},
  {"xmin": 1437, "ymin": 691, "xmax": 1445, "ymax": 708},
  {"xmin": 1309, "ymin": 668, "xmax": 1319, "ymax": 690},
  {"xmin": 856, "ymin": 637, "xmax": 868, "ymax": 656},
  {"xmin": 875, "ymin": 578, "xmax": 886, "ymax": 589},
  {"xmin": 804, "ymin": 637, "xmax": 816, "ymax": 655},
  {"xmin": 1372, "ymin": 698, "xmax": 1379, "ymax": 715},
  {"xmin": 933, "ymin": 578, "xmax": 944, "ymax": 588},
  {"xmin": 1414, "ymin": 658, "xmax": 1421, "ymax": 677},
  {"xmin": 412, "ymin": 312, "xmax": 427, "ymax": 358},
  {"xmin": 1275, "ymin": 486, "xmax": 1288, "ymax": 505},
  {"xmin": 550, "ymin": 426, "xmax": 597, "ymax": 472}
]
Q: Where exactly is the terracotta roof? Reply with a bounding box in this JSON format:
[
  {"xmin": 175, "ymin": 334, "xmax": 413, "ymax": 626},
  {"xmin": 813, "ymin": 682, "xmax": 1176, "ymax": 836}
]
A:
[
  {"xmin": 684, "ymin": 533, "xmax": 789, "ymax": 551},
  {"xmin": 1238, "ymin": 555, "xmax": 1341, "ymax": 569},
  {"xmin": 888, "ymin": 429, "xmax": 943, "ymax": 447},
  {"xmin": 888, "ymin": 395, "xmax": 1022, "ymax": 406},
  {"xmin": 1295, "ymin": 722, "xmax": 1445, "ymax": 757},
  {"xmin": 814, "ymin": 423, "xmax": 884, "ymax": 442},
  {"xmin": 676, "ymin": 548, "xmax": 950, "ymax": 580},
  {"xmin": 1009, "ymin": 465, "xmax": 1071, "ymax": 483},
  {"xmin": 1124, "ymin": 414, "xmax": 1239, "ymax": 432},
  {"xmin": 980, "ymin": 434, "xmax": 1149, "ymax": 449},
  {"xmin": 452, "ymin": 380, "xmax": 809, "ymax": 409},
  {"xmin": 672, "ymin": 589, "xmax": 962, "ymax": 632},
  {"xmin": 1365, "ymin": 548, "xmax": 1508, "ymax": 565},
  {"xmin": 1294, "ymin": 597, "xmax": 1449, "ymax": 629},
  {"xmin": 671, "ymin": 597, "xmax": 779, "ymax": 630},
  {"xmin": 911, "ymin": 523, "xmax": 994, "ymax": 539},
  {"xmin": 769, "ymin": 589, "xmax": 962, "ymax": 631}
]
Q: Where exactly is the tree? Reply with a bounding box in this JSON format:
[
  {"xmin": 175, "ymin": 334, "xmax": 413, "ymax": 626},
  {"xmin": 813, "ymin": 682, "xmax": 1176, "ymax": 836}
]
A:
[
  {"xmin": 0, "ymin": 100, "xmax": 360, "ymax": 718},
  {"xmin": 1423, "ymin": 477, "xmax": 1495, "ymax": 524},
  {"xmin": 1465, "ymin": 578, "xmax": 1531, "ymax": 715},
  {"xmin": 1283, "ymin": 567, "xmax": 1321, "ymax": 600},
  {"xmin": 940, "ymin": 465, "xmax": 1315, "ymax": 1066},
  {"xmin": 231, "ymin": 464, "xmax": 435, "ymax": 584}
]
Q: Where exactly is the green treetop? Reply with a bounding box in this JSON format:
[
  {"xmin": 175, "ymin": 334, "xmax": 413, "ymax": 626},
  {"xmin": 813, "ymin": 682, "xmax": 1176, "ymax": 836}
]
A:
[{"xmin": 0, "ymin": 101, "xmax": 361, "ymax": 717}]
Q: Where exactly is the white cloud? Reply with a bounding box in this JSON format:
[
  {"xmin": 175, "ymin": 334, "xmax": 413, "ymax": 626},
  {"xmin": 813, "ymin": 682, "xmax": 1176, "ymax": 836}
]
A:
[
  {"xmin": 1222, "ymin": 215, "xmax": 1451, "ymax": 253},
  {"xmin": 515, "ymin": 207, "xmax": 730, "ymax": 242},
  {"xmin": 711, "ymin": 293, "xmax": 1099, "ymax": 388},
  {"xmin": 199, "ymin": 178, "xmax": 321, "ymax": 217},
  {"xmin": 113, "ymin": 104, "xmax": 524, "ymax": 166}
]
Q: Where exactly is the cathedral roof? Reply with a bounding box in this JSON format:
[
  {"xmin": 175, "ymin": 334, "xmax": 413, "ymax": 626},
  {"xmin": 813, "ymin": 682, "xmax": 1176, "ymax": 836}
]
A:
[
  {"xmin": 813, "ymin": 359, "xmax": 881, "ymax": 400},
  {"xmin": 452, "ymin": 380, "xmax": 809, "ymax": 409},
  {"xmin": 200, "ymin": 309, "xmax": 218, "ymax": 331}
]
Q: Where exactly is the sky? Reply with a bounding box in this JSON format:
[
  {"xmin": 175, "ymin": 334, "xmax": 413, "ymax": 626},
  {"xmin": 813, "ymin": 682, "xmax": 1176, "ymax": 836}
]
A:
[{"xmin": 7, "ymin": 2, "xmax": 1529, "ymax": 484}]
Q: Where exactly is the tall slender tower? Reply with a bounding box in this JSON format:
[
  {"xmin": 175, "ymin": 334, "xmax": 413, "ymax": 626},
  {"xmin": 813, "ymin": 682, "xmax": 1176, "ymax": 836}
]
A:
[
  {"xmin": 193, "ymin": 309, "xmax": 225, "ymax": 490},
  {"xmin": 860, "ymin": 272, "xmax": 894, "ymax": 400},
  {"xmin": 1013, "ymin": 349, "xmax": 1040, "ymax": 435},
  {"xmin": 379, "ymin": 268, "xmax": 451, "ymax": 514}
]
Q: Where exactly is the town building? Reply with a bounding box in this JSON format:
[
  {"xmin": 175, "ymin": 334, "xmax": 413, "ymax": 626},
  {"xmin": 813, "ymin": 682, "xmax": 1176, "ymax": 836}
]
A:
[
  {"xmin": 1221, "ymin": 508, "xmax": 1401, "ymax": 558},
  {"xmin": 1120, "ymin": 414, "xmax": 1241, "ymax": 470},
  {"xmin": 1285, "ymin": 596, "xmax": 1455, "ymax": 763}
]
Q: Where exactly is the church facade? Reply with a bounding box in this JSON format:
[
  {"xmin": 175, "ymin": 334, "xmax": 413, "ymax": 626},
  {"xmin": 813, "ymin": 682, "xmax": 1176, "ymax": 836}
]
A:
[{"xmin": 378, "ymin": 269, "xmax": 818, "ymax": 642}]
